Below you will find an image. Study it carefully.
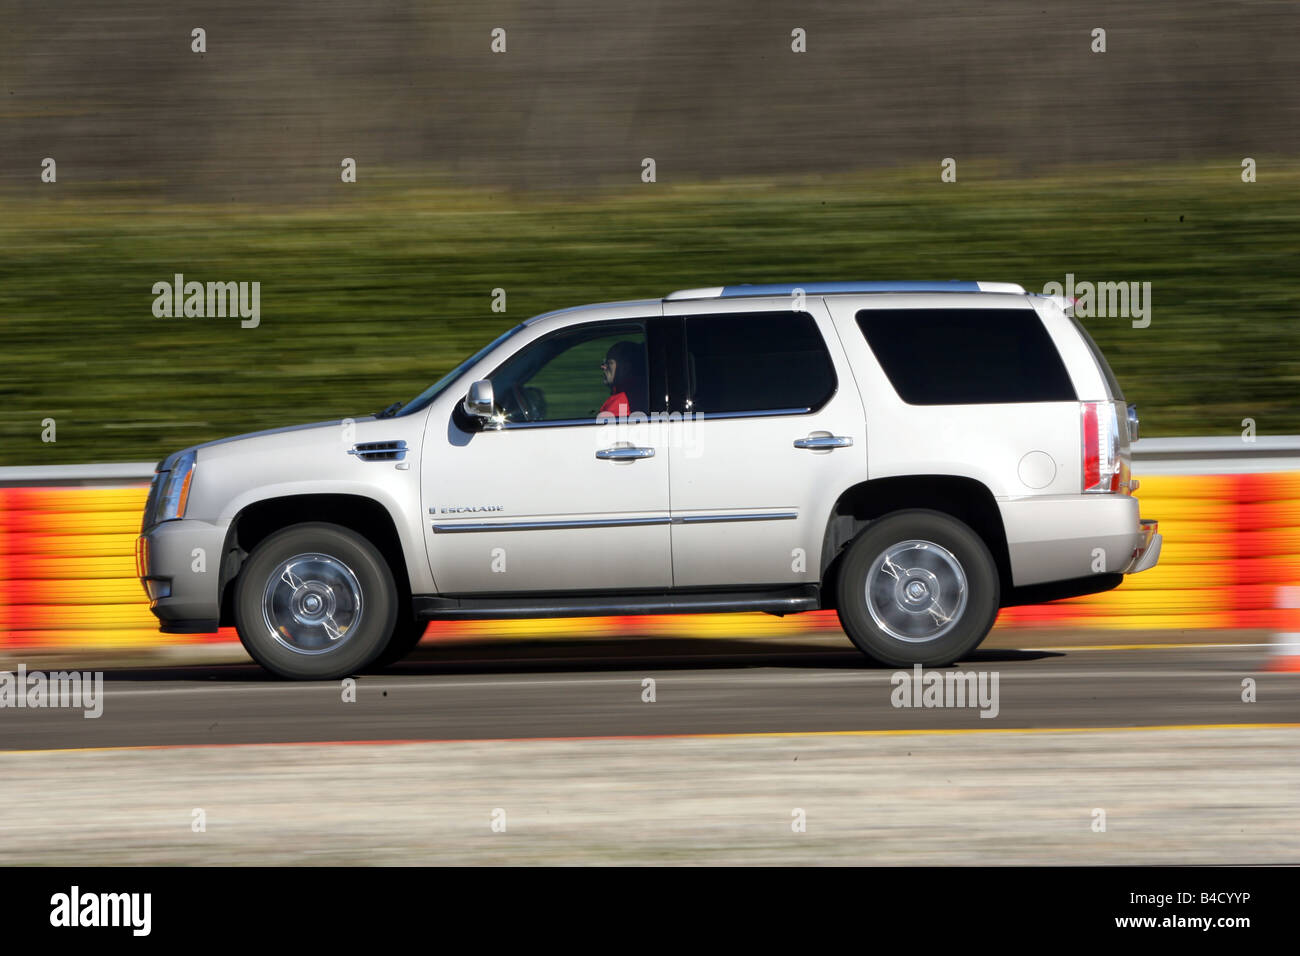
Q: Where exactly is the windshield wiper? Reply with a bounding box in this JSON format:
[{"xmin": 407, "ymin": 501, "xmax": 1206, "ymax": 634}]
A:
[{"xmin": 374, "ymin": 401, "xmax": 403, "ymax": 419}]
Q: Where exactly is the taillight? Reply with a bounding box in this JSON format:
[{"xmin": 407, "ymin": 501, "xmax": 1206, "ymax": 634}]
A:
[{"xmin": 1081, "ymin": 401, "xmax": 1121, "ymax": 493}]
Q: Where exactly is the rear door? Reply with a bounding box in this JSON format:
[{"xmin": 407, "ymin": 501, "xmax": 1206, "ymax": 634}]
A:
[{"xmin": 660, "ymin": 297, "xmax": 868, "ymax": 588}]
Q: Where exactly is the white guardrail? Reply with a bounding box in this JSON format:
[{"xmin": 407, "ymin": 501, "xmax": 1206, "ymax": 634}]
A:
[
  {"xmin": 0, "ymin": 437, "xmax": 1298, "ymax": 486},
  {"xmin": 1127, "ymin": 436, "xmax": 1300, "ymax": 475}
]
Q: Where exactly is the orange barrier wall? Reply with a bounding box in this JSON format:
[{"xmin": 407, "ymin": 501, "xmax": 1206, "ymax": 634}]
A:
[{"xmin": 2, "ymin": 473, "xmax": 1299, "ymax": 649}]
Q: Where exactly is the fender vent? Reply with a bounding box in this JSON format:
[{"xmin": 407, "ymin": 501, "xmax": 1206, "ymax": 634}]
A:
[{"xmin": 349, "ymin": 440, "xmax": 407, "ymax": 462}]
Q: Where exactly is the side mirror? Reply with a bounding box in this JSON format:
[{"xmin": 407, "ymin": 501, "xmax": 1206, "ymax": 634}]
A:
[{"xmin": 463, "ymin": 380, "xmax": 497, "ymax": 425}]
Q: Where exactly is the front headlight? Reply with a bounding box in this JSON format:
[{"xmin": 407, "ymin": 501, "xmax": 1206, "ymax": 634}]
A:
[{"xmin": 154, "ymin": 450, "xmax": 197, "ymax": 524}]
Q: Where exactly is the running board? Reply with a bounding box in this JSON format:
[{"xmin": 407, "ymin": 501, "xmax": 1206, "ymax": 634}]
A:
[{"xmin": 412, "ymin": 585, "xmax": 820, "ymax": 621}]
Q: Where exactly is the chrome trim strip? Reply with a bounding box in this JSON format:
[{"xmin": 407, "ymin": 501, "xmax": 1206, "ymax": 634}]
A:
[
  {"xmin": 674, "ymin": 512, "xmax": 798, "ymax": 524},
  {"xmin": 687, "ymin": 407, "xmax": 811, "ymax": 420},
  {"xmin": 431, "ymin": 511, "xmax": 797, "ymax": 533},
  {"xmin": 491, "ymin": 408, "xmax": 816, "ymax": 428},
  {"xmin": 500, "ymin": 417, "xmax": 609, "ymax": 430},
  {"xmin": 432, "ymin": 515, "xmax": 671, "ymax": 534}
]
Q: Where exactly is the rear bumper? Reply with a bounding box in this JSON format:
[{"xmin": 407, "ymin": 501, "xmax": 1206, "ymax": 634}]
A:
[
  {"xmin": 998, "ymin": 494, "xmax": 1159, "ymax": 586},
  {"xmin": 1124, "ymin": 519, "xmax": 1162, "ymax": 574}
]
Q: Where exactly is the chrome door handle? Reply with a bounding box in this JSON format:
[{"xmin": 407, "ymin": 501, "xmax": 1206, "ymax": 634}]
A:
[
  {"xmin": 793, "ymin": 435, "xmax": 853, "ymax": 449},
  {"xmin": 596, "ymin": 446, "xmax": 656, "ymax": 460}
]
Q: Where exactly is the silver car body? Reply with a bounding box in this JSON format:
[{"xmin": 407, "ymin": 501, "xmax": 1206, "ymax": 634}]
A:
[{"xmin": 138, "ymin": 282, "xmax": 1161, "ymax": 631}]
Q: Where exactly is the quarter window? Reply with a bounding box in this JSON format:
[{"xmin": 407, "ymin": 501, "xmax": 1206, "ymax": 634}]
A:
[{"xmin": 855, "ymin": 308, "xmax": 1077, "ymax": 405}]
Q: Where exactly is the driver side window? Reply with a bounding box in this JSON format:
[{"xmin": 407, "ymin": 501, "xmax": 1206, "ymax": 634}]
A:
[{"xmin": 488, "ymin": 321, "xmax": 648, "ymax": 425}]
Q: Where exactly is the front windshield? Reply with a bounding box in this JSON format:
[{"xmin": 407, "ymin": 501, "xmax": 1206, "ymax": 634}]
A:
[{"xmin": 394, "ymin": 323, "xmax": 526, "ymax": 417}]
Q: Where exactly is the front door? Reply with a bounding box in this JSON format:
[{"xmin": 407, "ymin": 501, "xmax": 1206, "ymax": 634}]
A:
[{"xmin": 421, "ymin": 312, "xmax": 672, "ymax": 594}]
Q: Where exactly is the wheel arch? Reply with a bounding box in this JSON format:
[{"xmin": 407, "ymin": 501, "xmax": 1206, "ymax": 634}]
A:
[
  {"xmin": 218, "ymin": 494, "xmax": 411, "ymax": 627},
  {"xmin": 818, "ymin": 475, "xmax": 1012, "ymax": 611}
]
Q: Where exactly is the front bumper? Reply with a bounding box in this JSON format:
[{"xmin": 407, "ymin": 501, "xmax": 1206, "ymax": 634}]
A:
[{"xmin": 136, "ymin": 518, "xmax": 228, "ymax": 633}]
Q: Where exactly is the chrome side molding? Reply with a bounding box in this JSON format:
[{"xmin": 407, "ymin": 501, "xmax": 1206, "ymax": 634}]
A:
[
  {"xmin": 676, "ymin": 512, "xmax": 797, "ymax": 524},
  {"xmin": 431, "ymin": 511, "xmax": 797, "ymax": 534}
]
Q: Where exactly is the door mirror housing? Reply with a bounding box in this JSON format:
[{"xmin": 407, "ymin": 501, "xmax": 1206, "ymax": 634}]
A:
[{"xmin": 463, "ymin": 380, "xmax": 499, "ymax": 427}]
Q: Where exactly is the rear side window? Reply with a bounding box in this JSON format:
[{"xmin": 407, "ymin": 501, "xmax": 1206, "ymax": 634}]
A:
[
  {"xmin": 855, "ymin": 308, "xmax": 1076, "ymax": 405},
  {"xmin": 684, "ymin": 311, "xmax": 836, "ymax": 415}
]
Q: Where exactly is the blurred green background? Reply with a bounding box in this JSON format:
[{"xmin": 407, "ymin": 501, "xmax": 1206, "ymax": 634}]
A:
[{"xmin": 1, "ymin": 1, "xmax": 1298, "ymax": 463}]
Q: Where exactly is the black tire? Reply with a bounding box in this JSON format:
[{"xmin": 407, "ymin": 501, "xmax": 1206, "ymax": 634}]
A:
[
  {"xmin": 234, "ymin": 522, "xmax": 398, "ymax": 680},
  {"xmin": 835, "ymin": 509, "xmax": 999, "ymax": 667}
]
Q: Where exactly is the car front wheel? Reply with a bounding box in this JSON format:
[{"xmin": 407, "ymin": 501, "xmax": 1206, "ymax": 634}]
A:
[{"xmin": 234, "ymin": 522, "xmax": 398, "ymax": 679}]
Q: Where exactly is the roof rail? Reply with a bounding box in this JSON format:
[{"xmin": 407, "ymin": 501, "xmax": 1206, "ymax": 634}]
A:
[{"xmin": 664, "ymin": 281, "xmax": 1025, "ymax": 300}]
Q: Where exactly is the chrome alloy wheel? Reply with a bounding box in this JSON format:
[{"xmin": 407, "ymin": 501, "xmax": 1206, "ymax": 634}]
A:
[
  {"xmin": 261, "ymin": 552, "xmax": 364, "ymax": 655},
  {"xmin": 865, "ymin": 539, "xmax": 968, "ymax": 643}
]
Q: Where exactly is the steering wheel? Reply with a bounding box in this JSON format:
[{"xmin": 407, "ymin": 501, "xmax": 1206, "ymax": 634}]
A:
[{"xmin": 510, "ymin": 383, "xmax": 547, "ymax": 422}]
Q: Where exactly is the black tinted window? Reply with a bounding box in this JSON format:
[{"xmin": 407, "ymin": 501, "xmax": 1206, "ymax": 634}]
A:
[
  {"xmin": 855, "ymin": 308, "xmax": 1076, "ymax": 405},
  {"xmin": 684, "ymin": 312, "xmax": 836, "ymax": 415}
]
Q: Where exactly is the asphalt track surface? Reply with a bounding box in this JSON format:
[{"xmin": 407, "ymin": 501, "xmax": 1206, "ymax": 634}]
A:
[{"xmin": 3, "ymin": 637, "xmax": 1296, "ymax": 752}]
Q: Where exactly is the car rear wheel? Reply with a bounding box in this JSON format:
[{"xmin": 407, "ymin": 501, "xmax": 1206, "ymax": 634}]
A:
[
  {"xmin": 836, "ymin": 509, "xmax": 999, "ymax": 667},
  {"xmin": 234, "ymin": 522, "xmax": 398, "ymax": 679}
]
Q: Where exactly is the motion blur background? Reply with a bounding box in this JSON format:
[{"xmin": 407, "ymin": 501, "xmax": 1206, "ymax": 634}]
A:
[
  {"xmin": 2, "ymin": 0, "xmax": 1299, "ymax": 462},
  {"xmin": 2, "ymin": 2, "xmax": 1300, "ymax": 871},
  {"xmin": 1, "ymin": 0, "xmax": 1299, "ymax": 650}
]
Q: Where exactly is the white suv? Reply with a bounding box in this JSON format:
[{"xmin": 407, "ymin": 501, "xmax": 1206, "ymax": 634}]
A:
[{"xmin": 136, "ymin": 280, "xmax": 1161, "ymax": 679}]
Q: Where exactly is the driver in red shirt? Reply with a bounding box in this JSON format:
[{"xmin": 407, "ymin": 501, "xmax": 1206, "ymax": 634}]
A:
[{"xmin": 598, "ymin": 340, "xmax": 645, "ymax": 419}]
